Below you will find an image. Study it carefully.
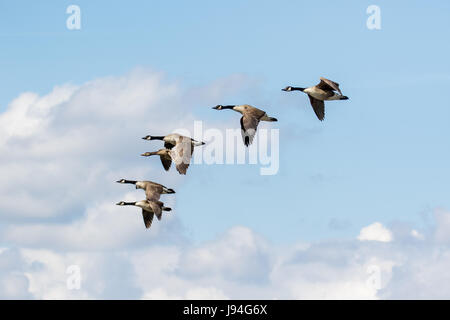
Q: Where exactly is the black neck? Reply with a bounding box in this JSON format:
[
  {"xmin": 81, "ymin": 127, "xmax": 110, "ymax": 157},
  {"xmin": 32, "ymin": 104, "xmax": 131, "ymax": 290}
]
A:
[
  {"xmin": 222, "ymin": 105, "xmax": 235, "ymax": 109},
  {"xmin": 292, "ymin": 87, "xmax": 305, "ymax": 91},
  {"xmin": 123, "ymin": 202, "xmax": 136, "ymax": 206},
  {"xmin": 123, "ymin": 180, "xmax": 137, "ymax": 184}
]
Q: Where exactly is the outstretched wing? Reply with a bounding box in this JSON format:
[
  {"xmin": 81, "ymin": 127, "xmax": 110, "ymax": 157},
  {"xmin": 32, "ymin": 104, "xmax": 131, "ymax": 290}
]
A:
[
  {"xmin": 147, "ymin": 201, "xmax": 163, "ymax": 220},
  {"xmin": 308, "ymin": 95, "xmax": 325, "ymax": 121},
  {"xmin": 142, "ymin": 209, "xmax": 154, "ymax": 229},
  {"xmin": 240, "ymin": 115, "xmax": 260, "ymax": 147},
  {"xmin": 145, "ymin": 184, "xmax": 162, "ymax": 201},
  {"xmin": 317, "ymin": 77, "xmax": 342, "ymax": 95},
  {"xmin": 160, "ymin": 155, "xmax": 172, "ymax": 171},
  {"xmin": 170, "ymin": 137, "xmax": 193, "ymax": 175}
]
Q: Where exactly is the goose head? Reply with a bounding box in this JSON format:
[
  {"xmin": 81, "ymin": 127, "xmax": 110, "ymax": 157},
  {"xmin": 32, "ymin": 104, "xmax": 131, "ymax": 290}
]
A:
[
  {"xmin": 142, "ymin": 135, "xmax": 153, "ymax": 140},
  {"xmin": 213, "ymin": 105, "xmax": 235, "ymax": 111},
  {"xmin": 116, "ymin": 179, "xmax": 127, "ymax": 184},
  {"xmin": 141, "ymin": 152, "xmax": 153, "ymax": 157},
  {"xmin": 116, "ymin": 201, "xmax": 136, "ymax": 206},
  {"xmin": 282, "ymin": 86, "xmax": 305, "ymax": 92}
]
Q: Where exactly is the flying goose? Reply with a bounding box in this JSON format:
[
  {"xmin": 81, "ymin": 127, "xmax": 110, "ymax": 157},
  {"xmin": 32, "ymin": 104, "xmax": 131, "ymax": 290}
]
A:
[
  {"xmin": 116, "ymin": 178, "xmax": 174, "ymax": 222},
  {"xmin": 142, "ymin": 134, "xmax": 204, "ymax": 175},
  {"xmin": 116, "ymin": 179, "xmax": 175, "ymax": 201},
  {"xmin": 212, "ymin": 104, "xmax": 278, "ymax": 146},
  {"xmin": 141, "ymin": 147, "xmax": 192, "ymax": 175},
  {"xmin": 116, "ymin": 200, "xmax": 172, "ymax": 229},
  {"xmin": 282, "ymin": 77, "xmax": 349, "ymax": 121},
  {"xmin": 142, "ymin": 133, "xmax": 205, "ymax": 150}
]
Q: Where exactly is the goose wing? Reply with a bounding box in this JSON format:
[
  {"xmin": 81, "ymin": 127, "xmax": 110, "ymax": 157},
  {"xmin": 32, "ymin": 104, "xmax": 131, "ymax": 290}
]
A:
[
  {"xmin": 160, "ymin": 154, "xmax": 172, "ymax": 171},
  {"xmin": 240, "ymin": 115, "xmax": 260, "ymax": 147},
  {"xmin": 246, "ymin": 105, "xmax": 266, "ymax": 119},
  {"xmin": 163, "ymin": 133, "xmax": 181, "ymax": 149},
  {"xmin": 147, "ymin": 201, "xmax": 163, "ymax": 221},
  {"xmin": 164, "ymin": 141, "xmax": 175, "ymax": 149},
  {"xmin": 145, "ymin": 184, "xmax": 163, "ymax": 201},
  {"xmin": 142, "ymin": 209, "xmax": 154, "ymax": 229},
  {"xmin": 308, "ymin": 95, "xmax": 325, "ymax": 121},
  {"xmin": 317, "ymin": 77, "xmax": 342, "ymax": 95},
  {"xmin": 170, "ymin": 137, "xmax": 193, "ymax": 175}
]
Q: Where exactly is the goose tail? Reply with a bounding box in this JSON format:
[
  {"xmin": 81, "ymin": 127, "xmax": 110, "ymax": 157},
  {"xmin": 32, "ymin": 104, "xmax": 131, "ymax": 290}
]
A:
[{"xmin": 164, "ymin": 188, "xmax": 176, "ymax": 194}]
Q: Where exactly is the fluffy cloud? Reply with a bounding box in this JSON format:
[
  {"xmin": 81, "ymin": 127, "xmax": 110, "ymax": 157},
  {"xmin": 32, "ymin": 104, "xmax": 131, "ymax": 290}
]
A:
[
  {"xmin": 0, "ymin": 69, "xmax": 184, "ymax": 220},
  {"xmin": 0, "ymin": 69, "xmax": 255, "ymax": 222},
  {"xmin": 0, "ymin": 248, "xmax": 32, "ymax": 299},
  {"xmin": 2, "ymin": 210, "xmax": 450, "ymax": 299},
  {"xmin": 2, "ymin": 70, "xmax": 450, "ymax": 299},
  {"xmin": 357, "ymin": 222, "xmax": 393, "ymax": 242}
]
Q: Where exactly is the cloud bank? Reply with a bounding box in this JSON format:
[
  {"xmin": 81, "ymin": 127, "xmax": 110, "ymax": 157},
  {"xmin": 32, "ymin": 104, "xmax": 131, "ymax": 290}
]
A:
[
  {"xmin": 2, "ymin": 215, "xmax": 450, "ymax": 299},
  {"xmin": 1, "ymin": 69, "xmax": 450, "ymax": 299}
]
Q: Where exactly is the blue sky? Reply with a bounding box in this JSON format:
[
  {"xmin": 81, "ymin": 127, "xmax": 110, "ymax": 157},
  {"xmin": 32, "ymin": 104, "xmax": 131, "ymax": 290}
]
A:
[
  {"xmin": 0, "ymin": 1, "xmax": 450, "ymax": 299},
  {"xmin": 1, "ymin": 0, "xmax": 450, "ymax": 243}
]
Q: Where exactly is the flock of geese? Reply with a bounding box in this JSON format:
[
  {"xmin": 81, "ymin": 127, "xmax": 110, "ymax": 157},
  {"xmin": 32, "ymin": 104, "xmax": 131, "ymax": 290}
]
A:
[{"xmin": 116, "ymin": 77, "xmax": 349, "ymax": 228}]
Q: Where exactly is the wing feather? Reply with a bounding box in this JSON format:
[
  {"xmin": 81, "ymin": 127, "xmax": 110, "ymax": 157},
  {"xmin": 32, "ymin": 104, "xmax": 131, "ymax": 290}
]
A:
[
  {"xmin": 240, "ymin": 115, "xmax": 259, "ymax": 147},
  {"xmin": 308, "ymin": 95, "xmax": 325, "ymax": 121},
  {"xmin": 145, "ymin": 184, "xmax": 162, "ymax": 201},
  {"xmin": 142, "ymin": 209, "xmax": 154, "ymax": 229},
  {"xmin": 317, "ymin": 77, "xmax": 342, "ymax": 95},
  {"xmin": 170, "ymin": 137, "xmax": 193, "ymax": 175},
  {"xmin": 147, "ymin": 201, "xmax": 162, "ymax": 221},
  {"xmin": 160, "ymin": 155, "xmax": 172, "ymax": 171}
]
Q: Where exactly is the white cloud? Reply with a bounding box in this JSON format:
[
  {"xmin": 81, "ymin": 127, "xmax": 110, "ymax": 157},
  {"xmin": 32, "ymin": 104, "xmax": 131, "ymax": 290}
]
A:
[
  {"xmin": 2, "ymin": 197, "xmax": 185, "ymax": 251},
  {"xmin": 2, "ymin": 70, "xmax": 450, "ymax": 300},
  {"xmin": 357, "ymin": 222, "xmax": 393, "ymax": 242},
  {"xmin": 3, "ymin": 212, "xmax": 450, "ymax": 299},
  {"xmin": 433, "ymin": 209, "xmax": 450, "ymax": 243},
  {"xmin": 410, "ymin": 229, "xmax": 425, "ymax": 240},
  {"xmin": 0, "ymin": 68, "xmax": 251, "ymax": 221}
]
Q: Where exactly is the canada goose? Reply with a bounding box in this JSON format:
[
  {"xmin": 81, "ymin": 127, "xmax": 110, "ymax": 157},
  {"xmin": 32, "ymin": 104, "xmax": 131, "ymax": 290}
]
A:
[
  {"xmin": 142, "ymin": 133, "xmax": 205, "ymax": 150},
  {"xmin": 116, "ymin": 179, "xmax": 175, "ymax": 201},
  {"xmin": 141, "ymin": 146, "xmax": 192, "ymax": 175},
  {"xmin": 282, "ymin": 77, "xmax": 349, "ymax": 121},
  {"xmin": 212, "ymin": 104, "xmax": 278, "ymax": 146},
  {"xmin": 116, "ymin": 200, "xmax": 172, "ymax": 229},
  {"xmin": 141, "ymin": 149, "xmax": 173, "ymax": 171}
]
